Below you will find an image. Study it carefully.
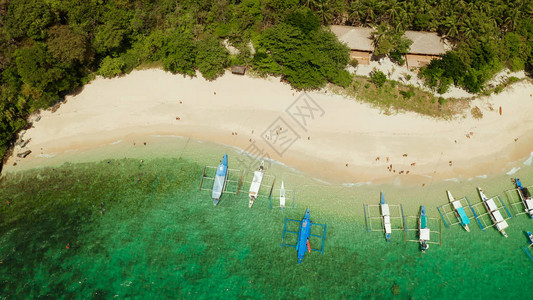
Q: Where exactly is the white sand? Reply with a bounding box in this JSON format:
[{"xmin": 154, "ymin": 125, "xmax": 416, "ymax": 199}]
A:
[{"xmin": 5, "ymin": 69, "xmax": 533, "ymax": 183}]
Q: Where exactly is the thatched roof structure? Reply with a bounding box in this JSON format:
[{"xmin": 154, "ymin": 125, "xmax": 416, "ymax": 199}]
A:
[
  {"xmin": 403, "ymin": 31, "xmax": 446, "ymax": 56},
  {"xmin": 331, "ymin": 26, "xmax": 447, "ymax": 56},
  {"xmin": 330, "ymin": 25, "xmax": 374, "ymax": 52}
]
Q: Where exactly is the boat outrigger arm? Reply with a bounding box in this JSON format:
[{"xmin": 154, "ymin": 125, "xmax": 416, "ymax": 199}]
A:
[
  {"xmin": 212, "ymin": 154, "xmax": 229, "ymax": 206},
  {"xmin": 248, "ymin": 161, "xmax": 265, "ymax": 208}
]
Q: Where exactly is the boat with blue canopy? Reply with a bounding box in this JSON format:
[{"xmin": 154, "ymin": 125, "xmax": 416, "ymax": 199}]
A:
[
  {"xmin": 419, "ymin": 206, "xmax": 430, "ymax": 253},
  {"xmin": 447, "ymin": 191, "xmax": 470, "ymax": 232}
]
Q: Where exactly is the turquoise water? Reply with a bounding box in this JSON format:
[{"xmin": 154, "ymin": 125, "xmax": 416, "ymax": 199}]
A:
[{"xmin": 1, "ymin": 151, "xmax": 533, "ymax": 298}]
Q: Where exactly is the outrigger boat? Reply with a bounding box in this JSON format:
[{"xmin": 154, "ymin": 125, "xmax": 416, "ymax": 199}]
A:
[
  {"xmin": 447, "ymin": 191, "xmax": 470, "ymax": 232},
  {"xmin": 280, "ymin": 181, "xmax": 286, "ymax": 212},
  {"xmin": 478, "ymin": 187, "xmax": 509, "ymax": 238},
  {"xmin": 281, "ymin": 208, "xmax": 327, "ymax": 264},
  {"xmin": 199, "ymin": 154, "xmax": 243, "ymax": 206},
  {"xmin": 363, "ymin": 193, "xmax": 405, "ymax": 241},
  {"xmin": 419, "ymin": 206, "xmax": 430, "ymax": 253},
  {"xmin": 515, "ymin": 178, "xmax": 533, "ymax": 217},
  {"xmin": 248, "ymin": 161, "xmax": 265, "ymax": 208},
  {"xmin": 380, "ymin": 193, "xmax": 392, "ymax": 242},
  {"xmin": 212, "ymin": 154, "xmax": 229, "ymax": 206},
  {"xmin": 405, "ymin": 206, "xmax": 441, "ymax": 251},
  {"xmin": 269, "ymin": 181, "xmax": 295, "ymax": 211}
]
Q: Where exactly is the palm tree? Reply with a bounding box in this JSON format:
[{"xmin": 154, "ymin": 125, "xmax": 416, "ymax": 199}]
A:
[
  {"xmin": 361, "ymin": 0, "xmax": 382, "ymax": 25},
  {"xmin": 442, "ymin": 16, "xmax": 459, "ymax": 41},
  {"xmin": 348, "ymin": 0, "xmax": 364, "ymax": 26},
  {"xmin": 313, "ymin": 0, "xmax": 334, "ymax": 24},
  {"xmin": 385, "ymin": 0, "xmax": 401, "ymax": 24}
]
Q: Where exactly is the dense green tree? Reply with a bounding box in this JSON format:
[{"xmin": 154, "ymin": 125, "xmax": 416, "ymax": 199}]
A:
[
  {"xmin": 160, "ymin": 31, "xmax": 197, "ymax": 76},
  {"xmin": 285, "ymin": 8, "xmax": 320, "ymax": 34},
  {"xmin": 15, "ymin": 43, "xmax": 63, "ymax": 92},
  {"xmin": 46, "ymin": 25, "xmax": 93, "ymax": 67},
  {"xmin": 4, "ymin": 0, "xmax": 55, "ymax": 40},
  {"xmin": 97, "ymin": 56, "xmax": 126, "ymax": 78},
  {"xmin": 254, "ymin": 12, "xmax": 350, "ymax": 89},
  {"xmin": 196, "ymin": 37, "xmax": 229, "ymax": 80}
]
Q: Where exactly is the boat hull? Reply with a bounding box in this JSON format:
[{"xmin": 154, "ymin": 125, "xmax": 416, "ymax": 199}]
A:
[{"xmin": 212, "ymin": 155, "xmax": 228, "ymax": 206}]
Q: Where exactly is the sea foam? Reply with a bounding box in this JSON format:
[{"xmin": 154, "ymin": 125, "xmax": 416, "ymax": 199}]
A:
[
  {"xmin": 342, "ymin": 182, "xmax": 372, "ymax": 187},
  {"xmin": 506, "ymin": 167, "xmax": 520, "ymax": 175},
  {"xmin": 524, "ymin": 151, "xmax": 533, "ymax": 166},
  {"xmin": 444, "ymin": 178, "xmax": 460, "ymax": 182},
  {"xmin": 36, "ymin": 153, "xmax": 57, "ymax": 158}
]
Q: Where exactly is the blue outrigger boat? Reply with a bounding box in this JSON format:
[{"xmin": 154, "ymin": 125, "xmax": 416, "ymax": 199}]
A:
[
  {"xmin": 281, "ymin": 208, "xmax": 327, "ymax": 264},
  {"xmin": 419, "ymin": 206, "xmax": 430, "ymax": 253},
  {"xmin": 447, "ymin": 191, "xmax": 470, "ymax": 232},
  {"xmin": 212, "ymin": 154, "xmax": 228, "ymax": 206},
  {"xmin": 296, "ymin": 209, "xmax": 313, "ymax": 263}
]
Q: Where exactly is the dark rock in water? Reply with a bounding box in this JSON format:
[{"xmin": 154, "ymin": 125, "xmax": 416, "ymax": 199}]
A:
[
  {"xmin": 391, "ymin": 282, "xmax": 400, "ymax": 295},
  {"xmin": 20, "ymin": 139, "xmax": 30, "ymax": 148},
  {"xmin": 17, "ymin": 150, "xmax": 31, "ymax": 158}
]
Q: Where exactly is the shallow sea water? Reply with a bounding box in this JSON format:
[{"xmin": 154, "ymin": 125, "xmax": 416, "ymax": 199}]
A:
[{"xmin": 1, "ymin": 140, "xmax": 533, "ymax": 298}]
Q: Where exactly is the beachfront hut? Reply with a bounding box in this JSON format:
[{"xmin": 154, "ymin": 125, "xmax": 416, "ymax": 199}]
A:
[
  {"xmin": 231, "ymin": 65, "xmax": 246, "ymax": 75},
  {"xmin": 330, "ymin": 25, "xmax": 448, "ymax": 68},
  {"xmin": 403, "ymin": 31, "xmax": 447, "ymax": 69},
  {"xmin": 330, "ymin": 25, "xmax": 374, "ymax": 65}
]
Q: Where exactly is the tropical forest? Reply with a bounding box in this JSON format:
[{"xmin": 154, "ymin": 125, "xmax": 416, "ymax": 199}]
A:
[{"xmin": 1, "ymin": 0, "xmax": 533, "ymax": 166}]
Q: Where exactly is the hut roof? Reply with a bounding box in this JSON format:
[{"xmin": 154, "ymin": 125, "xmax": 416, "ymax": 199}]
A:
[
  {"xmin": 403, "ymin": 31, "xmax": 446, "ymax": 55},
  {"xmin": 330, "ymin": 25, "xmax": 374, "ymax": 52}
]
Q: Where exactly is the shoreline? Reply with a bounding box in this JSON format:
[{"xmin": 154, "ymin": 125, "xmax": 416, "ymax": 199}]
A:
[{"xmin": 4, "ymin": 68, "xmax": 533, "ymax": 184}]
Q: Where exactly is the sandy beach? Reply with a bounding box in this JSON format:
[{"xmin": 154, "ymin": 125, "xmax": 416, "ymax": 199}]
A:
[{"xmin": 4, "ymin": 69, "xmax": 533, "ymax": 183}]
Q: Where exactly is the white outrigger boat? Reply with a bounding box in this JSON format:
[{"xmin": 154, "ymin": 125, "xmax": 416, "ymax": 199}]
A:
[
  {"xmin": 199, "ymin": 154, "xmax": 243, "ymax": 206},
  {"xmin": 516, "ymin": 178, "xmax": 533, "ymax": 217},
  {"xmin": 404, "ymin": 206, "xmax": 442, "ymax": 251},
  {"xmin": 280, "ymin": 181, "xmax": 286, "ymax": 212},
  {"xmin": 478, "ymin": 187, "xmax": 509, "ymax": 238},
  {"xmin": 419, "ymin": 206, "xmax": 430, "ymax": 253},
  {"xmin": 380, "ymin": 193, "xmax": 392, "ymax": 242},
  {"xmin": 248, "ymin": 161, "xmax": 265, "ymax": 208},
  {"xmin": 363, "ymin": 193, "xmax": 405, "ymax": 242},
  {"xmin": 447, "ymin": 191, "xmax": 470, "ymax": 232}
]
